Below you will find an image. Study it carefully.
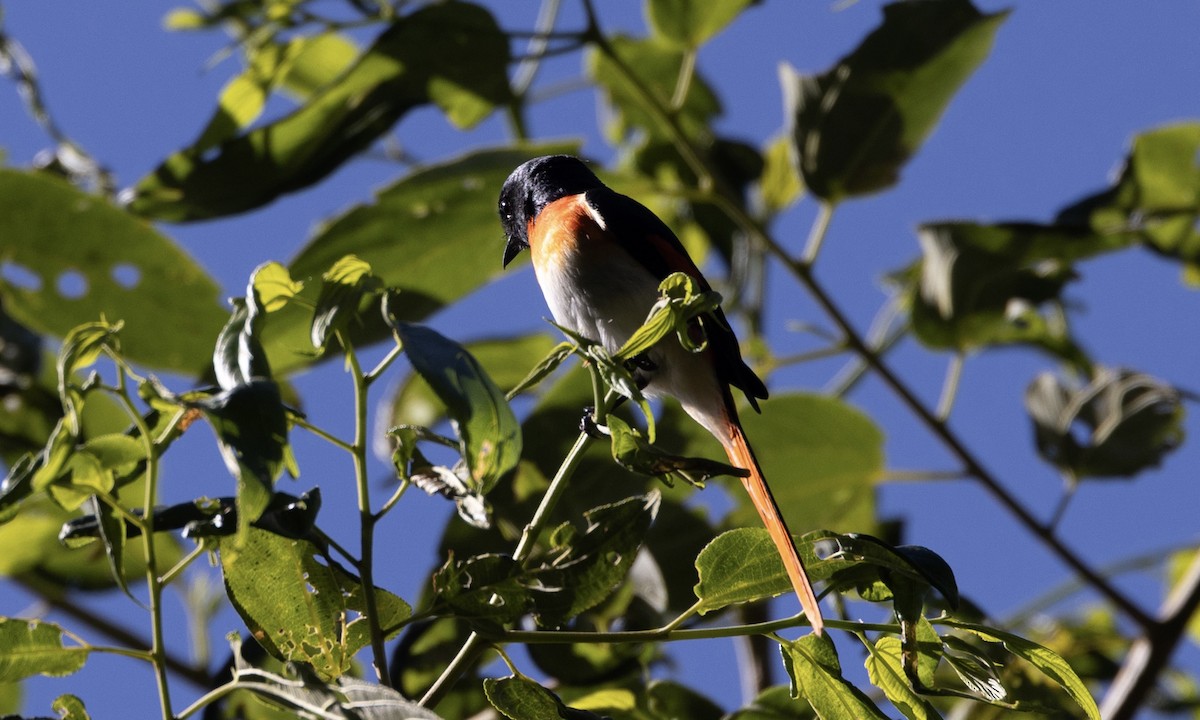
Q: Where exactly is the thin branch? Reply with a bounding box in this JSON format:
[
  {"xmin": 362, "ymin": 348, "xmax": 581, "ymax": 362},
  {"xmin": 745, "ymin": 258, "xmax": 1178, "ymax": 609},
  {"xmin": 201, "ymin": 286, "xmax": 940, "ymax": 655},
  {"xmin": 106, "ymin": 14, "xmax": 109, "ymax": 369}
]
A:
[
  {"xmin": 785, "ymin": 253, "xmax": 1154, "ymax": 628},
  {"xmin": 420, "ymin": 429, "xmax": 597, "ymax": 708},
  {"xmin": 1101, "ymin": 547, "xmax": 1200, "ymax": 720},
  {"xmin": 936, "ymin": 352, "xmax": 965, "ymax": 421},
  {"xmin": 16, "ymin": 577, "xmax": 212, "ymax": 688}
]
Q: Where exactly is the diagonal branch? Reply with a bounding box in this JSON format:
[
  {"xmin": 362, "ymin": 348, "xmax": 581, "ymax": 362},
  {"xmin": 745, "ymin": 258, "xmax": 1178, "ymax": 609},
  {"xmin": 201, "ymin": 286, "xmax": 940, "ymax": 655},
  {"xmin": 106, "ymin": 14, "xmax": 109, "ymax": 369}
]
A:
[{"xmin": 1101, "ymin": 547, "xmax": 1200, "ymax": 720}]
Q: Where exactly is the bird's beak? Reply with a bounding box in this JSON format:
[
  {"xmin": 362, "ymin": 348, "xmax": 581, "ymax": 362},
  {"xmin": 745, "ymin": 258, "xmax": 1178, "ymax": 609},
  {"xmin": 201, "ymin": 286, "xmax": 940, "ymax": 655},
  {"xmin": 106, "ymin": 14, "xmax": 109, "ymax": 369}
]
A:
[{"xmin": 502, "ymin": 236, "xmax": 526, "ymax": 268}]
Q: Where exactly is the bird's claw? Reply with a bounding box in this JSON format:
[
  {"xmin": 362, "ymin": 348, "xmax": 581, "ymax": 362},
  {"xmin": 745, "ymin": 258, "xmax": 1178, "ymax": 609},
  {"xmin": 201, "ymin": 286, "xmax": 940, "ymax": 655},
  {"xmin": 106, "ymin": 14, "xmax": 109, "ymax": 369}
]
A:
[{"xmin": 580, "ymin": 406, "xmax": 610, "ymax": 438}]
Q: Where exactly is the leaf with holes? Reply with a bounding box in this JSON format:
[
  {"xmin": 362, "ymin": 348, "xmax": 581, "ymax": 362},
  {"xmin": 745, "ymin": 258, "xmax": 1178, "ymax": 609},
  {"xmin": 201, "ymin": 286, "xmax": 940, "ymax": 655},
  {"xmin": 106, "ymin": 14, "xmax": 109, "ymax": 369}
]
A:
[
  {"xmin": 219, "ymin": 527, "xmax": 410, "ymax": 681},
  {"xmin": 0, "ymin": 618, "xmax": 89, "ymax": 681},
  {"xmin": 0, "ymin": 170, "xmax": 225, "ymax": 375}
]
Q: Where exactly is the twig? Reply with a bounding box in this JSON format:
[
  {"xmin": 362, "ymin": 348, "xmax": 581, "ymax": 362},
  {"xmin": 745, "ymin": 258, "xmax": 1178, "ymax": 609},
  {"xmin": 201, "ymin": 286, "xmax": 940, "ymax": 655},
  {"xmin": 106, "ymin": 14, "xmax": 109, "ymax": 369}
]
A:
[{"xmin": 1101, "ymin": 547, "xmax": 1200, "ymax": 719}]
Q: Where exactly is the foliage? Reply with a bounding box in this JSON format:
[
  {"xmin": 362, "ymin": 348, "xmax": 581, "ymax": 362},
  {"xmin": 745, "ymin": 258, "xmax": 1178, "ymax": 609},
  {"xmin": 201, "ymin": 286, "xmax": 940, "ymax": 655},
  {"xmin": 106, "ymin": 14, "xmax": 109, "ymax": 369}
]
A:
[{"xmin": 0, "ymin": 1, "xmax": 1196, "ymax": 719}]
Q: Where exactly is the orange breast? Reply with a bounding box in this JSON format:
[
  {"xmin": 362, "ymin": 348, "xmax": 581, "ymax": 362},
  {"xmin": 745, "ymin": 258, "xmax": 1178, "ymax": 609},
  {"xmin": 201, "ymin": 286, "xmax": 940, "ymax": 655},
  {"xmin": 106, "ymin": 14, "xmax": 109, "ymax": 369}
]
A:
[{"xmin": 527, "ymin": 194, "xmax": 608, "ymax": 275}]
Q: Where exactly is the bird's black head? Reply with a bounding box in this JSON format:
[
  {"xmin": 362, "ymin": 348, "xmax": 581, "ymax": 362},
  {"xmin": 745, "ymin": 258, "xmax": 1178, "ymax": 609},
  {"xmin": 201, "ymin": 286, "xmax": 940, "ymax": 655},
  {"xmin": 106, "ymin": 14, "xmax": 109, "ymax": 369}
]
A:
[{"xmin": 499, "ymin": 155, "xmax": 603, "ymax": 267}]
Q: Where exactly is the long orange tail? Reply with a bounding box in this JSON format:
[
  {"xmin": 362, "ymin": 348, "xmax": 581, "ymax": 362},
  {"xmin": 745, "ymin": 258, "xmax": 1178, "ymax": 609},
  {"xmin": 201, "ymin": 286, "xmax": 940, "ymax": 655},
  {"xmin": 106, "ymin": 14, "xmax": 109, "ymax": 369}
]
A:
[{"xmin": 724, "ymin": 421, "xmax": 824, "ymax": 635}]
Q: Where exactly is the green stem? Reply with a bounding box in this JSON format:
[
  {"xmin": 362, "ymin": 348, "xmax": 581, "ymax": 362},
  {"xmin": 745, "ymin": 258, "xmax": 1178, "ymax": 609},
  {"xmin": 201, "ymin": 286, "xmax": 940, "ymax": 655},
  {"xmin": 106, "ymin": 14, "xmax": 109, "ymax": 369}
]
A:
[
  {"xmin": 108, "ymin": 376, "xmax": 174, "ymax": 720},
  {"xmin": 344, "ymin": 335, "xmax": 391, "ymax": 685},
  {"xmin": 500, "ymin": 615, "xmax": 895, "ymax": 645},
  {"xmin": 292, "ymin": 415, "xmax": 355, "ymax": 453},
  {"xmin": 420, "ymin": 428, "xmax": 597, "ymax": 708}
]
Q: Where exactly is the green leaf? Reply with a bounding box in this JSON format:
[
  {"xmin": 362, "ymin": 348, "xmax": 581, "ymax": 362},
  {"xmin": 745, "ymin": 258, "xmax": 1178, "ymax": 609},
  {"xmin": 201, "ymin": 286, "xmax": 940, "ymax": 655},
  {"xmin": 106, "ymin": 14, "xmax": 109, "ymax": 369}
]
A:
[
  {"xmin": 0, "ymin": 618, "xmax": 88, "ymax": 681},
  {"xmin": 260, "ymin": 144, "xmax": 575, "ymax": 373},
  {"xmin": 782, "ymin": 0, "xmax": 1007, "ymax": 202},
  {"xmin": 0, "ymin": 679, "xmax": 19, "ymax": 714},
  {"xmin": 52, "ymin": 693, "xmax": 90, "ymax": 720},
  {"xmin": 646, "ymin": 679, "xmax": 725, "ymax": 720},
  {"xmin": 900, "ymin": 222, "xmax": 1112, "ymax": 362},
  {"xmin": 693, "ymin": 527, "xmax": 799, "ymax": 613},
  {"xmin": 865, "ymin": 637, "xmax": 943, "ymax": 720},
  {"xmin": 126, "ymin": 2, "xmax": 510, "ymax": 222},
  {"xmin": 940, "ymin": 619, "xmax": 1101, "ymax": 720},
  {"xmin": 251, "ymin": 261, "xmax": 304, "ymax": 313},
  {"xmin": 589, "ymin": 36, "xmax": 720, "ymax": 143},
  {"xmin": 1025, "ymin": 367, "xmax": 1184, "ymax": 480},
  {"xmin": 484, "ymin": 676, "xmax": 573, "ymax": 720},
  {"xmin": 781, "ymin": 633, "xmax": 889, "ymax": 719},
  {"xmin": 310, "ymin": 255, "xmax": 380, "ymax": 349},
  {"xmin": 1070, "ymin": 122, "xmax": 1200, "ymax": 281},
  {"xmin": 0, "ymin": 169, "xmax": 226, "ymax": 374},
  {"xmin": 219, "ymin": 527, "xmax": 409, "ymax": 680},
  {"xmin": 386, "ymin": 334, "xmax": 561, "ymax": 430},
  {"xmin": 533, "ymin": 492, "xmax": 660, "ymax": 627},
  {"xmin": 759, "ymin": 134, "xmax": 803, "ymax": 215},
  {"xmin": 432, "ymin": 554, "xmax": 532, "ymax": 625},
  {"xmin": 250, "ymin": 33, "xmax": 360, "ymax": 103},
  {"xmin": 56, "ymin": 319, "xmax": 121, "ymax": 434},
  {"xmin": 215, "ymin": 263, "xmax": 288, "ymax": 389},
  {"xmin": 392, "ymin": 323, "xmax": 521, "ymax": 494},
  {"xmin": 607, "ymin": 414, "xmax": 745, "ymax": 487},
  {"xmin": 646, "ymin": 0, "xmax": 756, "ymax": 48}
]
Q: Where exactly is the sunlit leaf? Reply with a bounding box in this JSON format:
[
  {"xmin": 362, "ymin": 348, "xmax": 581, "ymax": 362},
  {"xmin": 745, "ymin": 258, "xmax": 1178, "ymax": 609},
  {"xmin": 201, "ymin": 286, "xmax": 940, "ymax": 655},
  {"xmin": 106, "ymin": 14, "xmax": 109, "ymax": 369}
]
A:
[
  {"xmin": 865, "ymin": 637, "xmax": 943, "ymax": 720},
  {"xmin": 782, "ymin": 0, "xmax": 1007, "ymax": 202},
  {"xmin": 647, "ymin": 0, "xmax": 757, "ymax": 48},
  {"xmin": 127, "ymin": 2, "xmax": 510, "ymax": 221},
  {"xmin": 781, "ymin": 633, "xmax": 889, "ymax": 718},
  {"xmin": 219, "ymin": 527, "xmax": 410, "ymax": 681},
  {"xmin": 1065, "ymin": 122, "xmax": 1200, "ymax": 284},
  {"xmin": 0, "ymin": 618, "xmax": 88, "ymax": 681},
  {"xmin": 310, "ymin": 255, "xmax": 380, "ymax": 349},
  {"xmin": 0, "ymin": 169, "xmax": 225, "ymax": 374},
  {"xmin": 693, "ymin": 527, "xmax": 801, "ymax": 613},
  {"xmin": 52, "ymin": 693, "xmax": 90, "ymax": 720}
]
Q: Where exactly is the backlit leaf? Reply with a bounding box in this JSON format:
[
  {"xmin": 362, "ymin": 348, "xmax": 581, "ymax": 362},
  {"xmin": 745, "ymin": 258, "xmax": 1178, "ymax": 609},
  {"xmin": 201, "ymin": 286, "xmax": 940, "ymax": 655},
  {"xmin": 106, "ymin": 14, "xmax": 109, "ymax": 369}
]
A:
[
  {"xmin": 0, "ymin": 618, "xmax": 88, "ymax": 682},
  {"xmin": 127, "ymin": 2, "xmax": 510, "ymax": 221},
  {"xmin": 0, "ymin": 169, "xmax": 225, "ymax": 374},
  {"xmin": 646, "ymin": 0, "xmax": 757, "ymax": 48},
  {"xmin": 783, "ymin": 0, "xmax": 1007, "ymax": 202}
]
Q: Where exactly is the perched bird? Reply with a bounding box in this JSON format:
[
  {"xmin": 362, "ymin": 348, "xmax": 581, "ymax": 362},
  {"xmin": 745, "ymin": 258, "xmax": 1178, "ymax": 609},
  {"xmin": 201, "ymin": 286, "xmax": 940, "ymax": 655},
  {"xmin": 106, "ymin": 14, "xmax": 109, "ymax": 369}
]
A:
[{"xmin": 498, "ymin": 155, "xmax": 823, "ymax": 634}]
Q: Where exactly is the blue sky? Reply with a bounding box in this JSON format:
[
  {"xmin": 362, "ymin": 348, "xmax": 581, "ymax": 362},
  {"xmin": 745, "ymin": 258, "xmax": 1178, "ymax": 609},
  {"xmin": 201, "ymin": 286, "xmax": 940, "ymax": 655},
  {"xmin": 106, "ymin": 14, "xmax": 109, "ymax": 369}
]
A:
[{"xmin": 3, "ymin": 1, "xmax": 1200, "ymax": 717}]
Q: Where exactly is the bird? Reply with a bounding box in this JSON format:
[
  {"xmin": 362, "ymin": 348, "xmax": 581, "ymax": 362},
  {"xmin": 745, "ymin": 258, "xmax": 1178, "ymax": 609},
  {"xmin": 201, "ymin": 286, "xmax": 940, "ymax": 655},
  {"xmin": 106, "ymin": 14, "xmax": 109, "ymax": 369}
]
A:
[{"xmin": 498, "ymin": 154, "xmax": 824, "ymax": 635}]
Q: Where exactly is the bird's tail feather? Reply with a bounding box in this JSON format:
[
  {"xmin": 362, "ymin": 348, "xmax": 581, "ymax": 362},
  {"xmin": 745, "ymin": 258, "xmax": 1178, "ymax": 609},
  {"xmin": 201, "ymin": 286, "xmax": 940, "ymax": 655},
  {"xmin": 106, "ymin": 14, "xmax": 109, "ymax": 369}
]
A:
[{"xmin": 723, "ymin": 421, "xmax": 824, "ymax": 635}]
